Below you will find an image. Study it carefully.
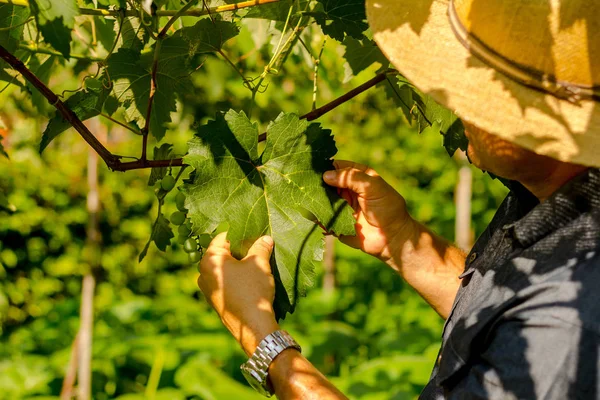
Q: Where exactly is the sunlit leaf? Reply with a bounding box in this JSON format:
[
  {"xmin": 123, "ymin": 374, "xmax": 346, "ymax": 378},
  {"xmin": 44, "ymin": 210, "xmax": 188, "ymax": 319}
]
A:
[{"xmin": 29, "ymin": 0, "xmax": 79, "ymax": 59}]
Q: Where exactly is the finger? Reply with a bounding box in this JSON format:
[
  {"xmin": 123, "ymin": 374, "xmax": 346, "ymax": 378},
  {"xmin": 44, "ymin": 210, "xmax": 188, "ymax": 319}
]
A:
[
  {"xmin": 206, "ymin": 232, "xmax": 232, "ymax": 256},
  {"xmin": 323, "ymin": 167, "xmax": 380, "ymax": 196},
  {"xmin": 332, "ymin": 160, "xmax": 379, "ymax": 177},
  {"xmin": 244, "ymin": 236, "xmax": 274, "ymax": 272}
]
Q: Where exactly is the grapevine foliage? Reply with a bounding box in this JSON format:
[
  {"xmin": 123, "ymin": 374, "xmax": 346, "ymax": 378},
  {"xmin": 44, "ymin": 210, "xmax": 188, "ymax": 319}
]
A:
[
  {"xmin": 182, "ymin": 110, "xmax": 355, "ymax": 318},
  {"xmin": 30, "ymin": 0, "xmax": 79, "ymax": 59},
  {"xmin": 0, "ymin": 0, "xmax": 469, "ymax": 316}
]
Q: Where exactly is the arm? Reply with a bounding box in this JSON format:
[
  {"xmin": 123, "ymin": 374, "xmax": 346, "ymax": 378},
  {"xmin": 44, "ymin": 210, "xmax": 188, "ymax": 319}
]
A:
[
  {"xmin": 323, "ymin": 161, "xmax": 465, "ymax": 318},
  {"xmin": 269, "ymin": 349, "xmax": 348, "ymax": 399},
  {"xmin": 197, "ymin": 233, "xmax": 347, "ymax": 399}
]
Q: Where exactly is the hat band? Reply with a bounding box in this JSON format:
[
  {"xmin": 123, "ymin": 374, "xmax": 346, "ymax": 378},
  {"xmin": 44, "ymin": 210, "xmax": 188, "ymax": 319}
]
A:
[{"xmin": 448, "ymin": 0, "xmax": 600, "ymax": 104}]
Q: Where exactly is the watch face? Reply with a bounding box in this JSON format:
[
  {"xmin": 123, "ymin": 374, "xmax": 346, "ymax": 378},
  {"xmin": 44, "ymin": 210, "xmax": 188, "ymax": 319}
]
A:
[{"xmin": 241, "ymin": 364, "xmax": 272, "ymax": 397}]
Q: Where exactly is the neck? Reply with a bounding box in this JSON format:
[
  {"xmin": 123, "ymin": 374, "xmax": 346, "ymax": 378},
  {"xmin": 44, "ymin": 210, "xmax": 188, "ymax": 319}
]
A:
[{"xmin": 519, "ymin": 163, "xmax": 589, "ymax": 202}]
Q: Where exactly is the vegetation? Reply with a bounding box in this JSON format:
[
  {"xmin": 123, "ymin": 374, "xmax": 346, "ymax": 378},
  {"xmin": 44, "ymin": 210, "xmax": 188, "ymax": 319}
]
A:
[{"xmin": 0, "ymin": 0, "xmax": 508, "ymax": 398}]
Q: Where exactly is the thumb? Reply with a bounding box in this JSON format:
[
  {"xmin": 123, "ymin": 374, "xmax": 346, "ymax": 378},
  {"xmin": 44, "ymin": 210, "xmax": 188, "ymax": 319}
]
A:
[{"xmin": 244, "ymin": 236, "xmax": 274, "ymax": 268}]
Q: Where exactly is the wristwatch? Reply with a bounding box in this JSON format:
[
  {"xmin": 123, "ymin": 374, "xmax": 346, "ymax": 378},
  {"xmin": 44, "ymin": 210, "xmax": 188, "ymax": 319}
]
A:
[{"xmin": 240, "ymin": 330, "xmax": 301, "ymax": 397}]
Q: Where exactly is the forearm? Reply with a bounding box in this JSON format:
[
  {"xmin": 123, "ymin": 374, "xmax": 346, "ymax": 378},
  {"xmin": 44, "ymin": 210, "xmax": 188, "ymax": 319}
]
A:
[
  {"xmin": 387, "ymin": 218, "xmax": 466, "ymax": 319},
  {"xmin": 269, "ymin": 349, "xmax": 348, "ymax": 400}
]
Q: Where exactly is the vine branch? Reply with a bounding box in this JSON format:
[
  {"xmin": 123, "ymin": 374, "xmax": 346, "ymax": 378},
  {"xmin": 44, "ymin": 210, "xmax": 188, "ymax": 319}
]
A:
[
  {"xmin": 0, "ymin": 42, "xmax": 395, "ymax": 171},
  {"xmin": 0, "ymin": 44, "xmax": 118, "ymax": 166}
]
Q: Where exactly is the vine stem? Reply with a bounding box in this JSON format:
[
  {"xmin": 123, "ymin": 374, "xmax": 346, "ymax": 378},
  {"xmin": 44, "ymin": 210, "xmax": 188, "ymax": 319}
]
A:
[{"xmin": 0, "ymin": 0, "xmax": 281, "ymax": 17}]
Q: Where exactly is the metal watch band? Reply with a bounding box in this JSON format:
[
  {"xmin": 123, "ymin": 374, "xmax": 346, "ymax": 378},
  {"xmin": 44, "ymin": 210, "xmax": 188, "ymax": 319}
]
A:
[{"xmin": 241, "ymin": 330, "xmax": 301, "ymax": 396}]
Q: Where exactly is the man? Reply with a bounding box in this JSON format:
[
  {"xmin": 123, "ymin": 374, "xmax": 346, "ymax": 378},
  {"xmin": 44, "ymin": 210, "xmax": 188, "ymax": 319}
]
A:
[{"xmin": 197, "ymin": 0, "xmax": 600, "ymax": 398}]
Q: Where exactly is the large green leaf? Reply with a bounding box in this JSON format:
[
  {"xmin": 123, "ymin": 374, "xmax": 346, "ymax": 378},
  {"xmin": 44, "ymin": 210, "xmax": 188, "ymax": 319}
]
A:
[
  {"xmin": 182, "ymin": 110, "xmax": 355, "ymax": 318},
  {"xmin": 106, "ymin": 19, "xmax": 239, "ymax": 140},
  {"xmin": 29, "ymin": 0, "xmax": 79, "ymax": 59}
]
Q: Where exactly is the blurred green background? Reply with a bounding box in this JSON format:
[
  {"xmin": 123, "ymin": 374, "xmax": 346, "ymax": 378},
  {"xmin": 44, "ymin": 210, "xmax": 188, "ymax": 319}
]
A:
[{"xmin": 0, "ymin": 14, "xmax": 507, "ymax": 400}]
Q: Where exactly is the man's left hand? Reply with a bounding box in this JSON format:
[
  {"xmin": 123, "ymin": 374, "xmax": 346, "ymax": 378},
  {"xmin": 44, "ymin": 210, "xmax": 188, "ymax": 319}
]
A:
[{"xmin": 197, "ymin": 232, "xmax": 280, "ymax": 356}]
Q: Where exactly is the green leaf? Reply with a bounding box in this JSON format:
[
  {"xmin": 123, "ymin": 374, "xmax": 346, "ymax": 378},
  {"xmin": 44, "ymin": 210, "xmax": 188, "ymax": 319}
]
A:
[
  {"xmin": 0, "ymin": 4, "xmax": 29, "ymax": 53},
  {"xmin": 342, "ymin": 37, "xmax": 388, "ymax": 82},
  {"xmin": 415, "ymin": 93, "xmax": 467, "ymax": 156},
  {"xmin": 313, "ymin": 0, "xmax": 368, "ymax": 41},
  {"xmin": 139, "ymin": 213, "xmax": 174, "ymax": 262},
  {"xmin": 148, "ymin": 144, "xmax": 174, "ymax": 186},
  {"xmin": 40, "ymin": 80, "xmax": 111, "ymax": 153},
  {"xmin": 107, "ymin": 19, "xmax": 239, "ymax": 140},
  {"xmin": 245, "ymin": 0, "xmax": 308, "ymax": 21},
  {"xmin": 385, "ymin": 74, "xmax": 468, "ymax": 156},
  {"xmin": 30, "ymin": 0, "xmax": 79, "ymax": 59},
  {"xmin": 175, "ymin": 18, "xmax": 240, "ymax": 54},
  {"xmin": 94, "ymin": 16, "xmax": 116, "ymax": 52},
  {"xmin": 117, "ymin": 17, "xmax": 150, "ymax": 51},
  {"xmin": 27, "ymin": 56, "xmax": 55, "ymax": 115},
  {"xmin": 0, "ymin": 4, "xmax": 29, "ymax": 79},
  {"xmin": 182, "ymin": 111, "xmax": 355, "ymax": 318}
]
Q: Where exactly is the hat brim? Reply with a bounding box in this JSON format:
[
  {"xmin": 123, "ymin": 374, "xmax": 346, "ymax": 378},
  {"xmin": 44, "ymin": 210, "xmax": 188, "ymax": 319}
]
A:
[{"xmin": 367, "ymin": 0, "xmax": 600, "ymax": 168}]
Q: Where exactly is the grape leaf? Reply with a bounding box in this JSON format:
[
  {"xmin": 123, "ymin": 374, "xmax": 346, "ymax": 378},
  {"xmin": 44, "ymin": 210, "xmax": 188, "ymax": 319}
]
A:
[
  {"xmin": 40, "ymin": 79, "xmax": 112, "ymax": 153},
  {"xmin": 182, "ymin": 111, "xmax": 356, "ymax": 319},
  {"xmin": 139, "ymin": 213, "xmax": 174, "ymax": 262},
  {"xmin": 342, "ymin": 36, "xmax": 388, "ymax": 82},
  {"xmin": 313, "ymin": 0, "xmax": 368, "ymax": 41},
  {"xmin": 0, "ymin": 4, "xmax": 30, "ymax": 78},
  {"xmin": 117, "ymin": 17, "xmax": 150, "ymax": 51},
  {"xmin": 385, "ymin": 74, "xmax": 468, "ymax": 156},
  {"xmin": 27, "ymin": 56, "xmax": 55, "ymax": 115},
  {"xmin": 107, "ymin": 19, "xmax": 239, "ymax": 140},
  {"xmin": 0, "ymin": 4, "xmax": 29, "ymax": 52},
  {"xmin": 30, "ymin": 0, "xmax": 79, "ymax": 59}
]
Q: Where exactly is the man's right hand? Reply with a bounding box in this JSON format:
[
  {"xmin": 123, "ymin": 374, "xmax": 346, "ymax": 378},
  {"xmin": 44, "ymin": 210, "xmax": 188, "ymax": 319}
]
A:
[
  {"xmin": 323, "ymin": 160, "xmax": 417, "ymax": 268},
  {"xmin": 324, "ymin": 160, "xmax": 465, "ymax": 318}
]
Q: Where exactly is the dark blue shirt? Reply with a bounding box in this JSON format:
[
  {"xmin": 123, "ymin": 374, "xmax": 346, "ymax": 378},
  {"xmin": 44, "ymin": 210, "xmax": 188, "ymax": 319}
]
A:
[{"xmin": 421, "ymin": 168, "xmax": 600, "ymax": 399}]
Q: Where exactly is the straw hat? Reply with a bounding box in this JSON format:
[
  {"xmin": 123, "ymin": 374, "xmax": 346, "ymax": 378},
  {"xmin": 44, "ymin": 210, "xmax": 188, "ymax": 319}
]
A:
[{"xmin": 366, "ymin": 0, "xmax": 600, "ymax": 168}]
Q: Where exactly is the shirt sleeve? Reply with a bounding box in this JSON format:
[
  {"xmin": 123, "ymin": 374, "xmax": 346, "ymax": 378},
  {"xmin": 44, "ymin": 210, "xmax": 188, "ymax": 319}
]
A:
[{"xmin": 447, "ymin": 315, "xmax": 600, "ymax": 400}]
